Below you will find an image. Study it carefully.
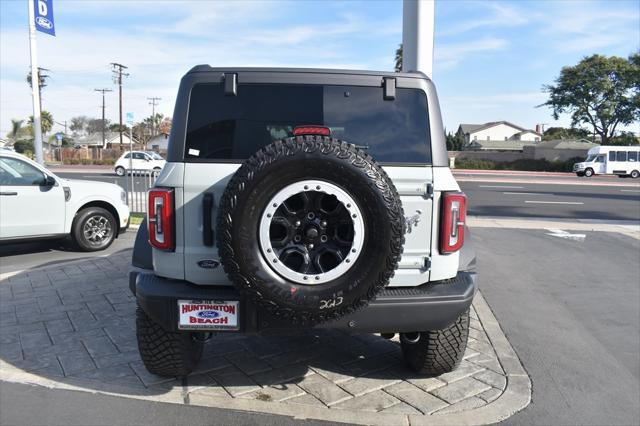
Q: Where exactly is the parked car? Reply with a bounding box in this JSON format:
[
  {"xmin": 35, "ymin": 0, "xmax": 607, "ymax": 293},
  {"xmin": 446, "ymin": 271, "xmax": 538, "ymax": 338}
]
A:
[
  {"xmin": 0, "ymin": 151, "xmax": 130, "ymax": 251},
  {"xmin": 130, "ymin": 67, "xmax": 476, "ymax": 377},
  {"xmin": 114, "ymin": 151, "xmax": 166, "ymax": 176},
  {"xmin": 573, "ymin": 146, "xmax": 640, "ymax": 178}
]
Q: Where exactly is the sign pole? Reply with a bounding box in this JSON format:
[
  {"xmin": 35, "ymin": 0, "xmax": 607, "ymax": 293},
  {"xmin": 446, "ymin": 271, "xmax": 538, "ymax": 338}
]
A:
[
  {"xmin": 402, "ymin": 0, "xmax": 435, "ymax": 78},
  {"xmin": 28, "ymin": 0, "xmax": 44, "ymax": 164}
]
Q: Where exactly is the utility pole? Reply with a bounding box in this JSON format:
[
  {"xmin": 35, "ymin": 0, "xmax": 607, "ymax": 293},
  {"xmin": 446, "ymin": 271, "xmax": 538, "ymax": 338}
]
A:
[
  {"xmin": 111, "ymin": 63, "xmax": 129, "ymax": 145},
  {"xmin": 28, "ymin": 0, "xmax": 43, "ymax": 164},
  {"xmin": 95, "ymin": 88, "xmax": 113, "ymax": 148},
  {"xmin": 28, "ymin": 67, "xmax": 50, "ymax": 113},
  {"xmin": 147, "ymin": 97, "xmax": 161, "ymax": 137}
]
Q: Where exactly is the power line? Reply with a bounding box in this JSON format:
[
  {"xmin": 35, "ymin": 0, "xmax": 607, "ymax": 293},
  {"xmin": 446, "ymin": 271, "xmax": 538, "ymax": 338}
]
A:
[
  {"xmin": 95, "ymin": 88, "xmax": 113, "ymax": 148},
  {"xmin": 110, "ymin": 62, "xmax": 129, "ymax": 145},
  {"xmin": 147, "ymin": 97, "xmax": 161, "ymax": 137}
]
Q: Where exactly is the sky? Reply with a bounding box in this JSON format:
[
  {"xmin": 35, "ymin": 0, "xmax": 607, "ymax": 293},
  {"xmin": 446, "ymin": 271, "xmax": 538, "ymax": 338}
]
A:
[{"xmin": 0, "ymin": 0, "xmax": 638, "ymax": 137}]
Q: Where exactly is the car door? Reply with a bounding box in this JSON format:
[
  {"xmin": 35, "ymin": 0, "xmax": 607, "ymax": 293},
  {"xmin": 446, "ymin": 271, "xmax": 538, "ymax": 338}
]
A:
[
  {"xmin": 0, "ymin": 156, "xmax": 66, "ymax": 239},
  {"xmin": 595, "ymin": 154, "xmax": 606, "ymax": 174},
  {"xmin": 132, "ymin": 152, "xmax": 147, "ymax": 171}
]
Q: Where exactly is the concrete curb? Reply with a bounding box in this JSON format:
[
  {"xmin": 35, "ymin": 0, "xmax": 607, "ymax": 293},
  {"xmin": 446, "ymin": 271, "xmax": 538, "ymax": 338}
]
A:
[{"xmin": 0, "ymin": 285, "xmax": 531, "ymax": 425}]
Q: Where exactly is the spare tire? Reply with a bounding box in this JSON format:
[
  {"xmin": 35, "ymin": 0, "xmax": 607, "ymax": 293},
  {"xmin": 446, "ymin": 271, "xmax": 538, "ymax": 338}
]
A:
[{"xmin": 217, "ymin": 135, "xmax": 405, "ymax": 324}]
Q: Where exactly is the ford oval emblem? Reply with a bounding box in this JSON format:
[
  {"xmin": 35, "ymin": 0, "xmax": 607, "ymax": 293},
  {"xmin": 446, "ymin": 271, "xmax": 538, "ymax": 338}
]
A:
[
  {"xmin": 197, "ymin": 259, "xmax": 220, "ymax": 269},
  {"xmin": 36, "ymin": 17, "xmax": 53, "ymax": 29},
  {"xmin": 197, "ymin": 310, "xmax": 220, "ymax": 319}
]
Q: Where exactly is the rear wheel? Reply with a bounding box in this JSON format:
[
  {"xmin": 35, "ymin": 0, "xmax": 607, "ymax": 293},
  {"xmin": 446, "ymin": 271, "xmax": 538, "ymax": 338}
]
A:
[
  {"xmin": 401, "ymin": 309, "xmax": 470, "ymax": 375},
  {"xmin": 72, "ymin": 207, "xmax": 116, "ymax": 252},
  {"xmin": 584, "ymin": 168, "xmax": 594, "ymax": 177},
  {"xmin": 631, "ymin": 170, "xmax": 639, "ymax": 179},
  {"xmin": 136, "ymin": 305, "xmax": 203, "ymax": 377}
]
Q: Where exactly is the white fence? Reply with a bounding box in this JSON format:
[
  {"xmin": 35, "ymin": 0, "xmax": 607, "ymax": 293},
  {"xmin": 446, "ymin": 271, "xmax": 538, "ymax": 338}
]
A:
[{"xmin": 123, "ymin": 169, "xmax": 160, "ymax": 213}]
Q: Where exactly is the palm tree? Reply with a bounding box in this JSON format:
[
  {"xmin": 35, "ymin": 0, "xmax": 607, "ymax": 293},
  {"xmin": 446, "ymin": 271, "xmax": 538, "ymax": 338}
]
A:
[
  {"xmin": 8, "ymin": 119, "xmax": 24, "ymax": 141},
  {"xmin": 28, "ymin": 111, "xmax": 54, "ymax": 135}
]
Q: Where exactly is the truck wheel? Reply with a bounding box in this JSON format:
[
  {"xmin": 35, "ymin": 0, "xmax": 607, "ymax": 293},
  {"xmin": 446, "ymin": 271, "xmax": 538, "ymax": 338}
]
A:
[
  {"xmin": 136, "ymin": 305, "xmax": 203, "ymax": 377},
  {"xmin": 401, "ymin": 309, "xmax": 470, "ymax": 375},
  {"xmin": 584, "ymin": 168, "xmax": 594, "ymax": 177},
  {"xmin": 72, "ymin": 207, "xmax": 116, "ymax": 252},
  {"xmin": 218, "ymin": 135, "xmax": 405, "ymax": 325},
  {"xmin": 631, "ymin": 170, "xmax": 639, "ymax": 179}
]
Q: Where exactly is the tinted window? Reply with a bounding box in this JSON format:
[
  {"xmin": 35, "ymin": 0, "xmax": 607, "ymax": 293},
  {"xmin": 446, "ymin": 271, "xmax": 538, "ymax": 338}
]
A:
[
  {"xmin": 596, "ymin": 155, "xmax": 605, "ymax": 163},
  {"xmin": 0, "ymin": 157, "xmax": 45, "ymax": 185},
  {"xmin": 123, "ymin": 153, "xmax": 131, "ymax": 159},
  {"xmin": 185, "ymin": 84, "xmax": 431, "ymax": 163},
  {"xmin": 628, "ymin": 151, "xmax": 637, "ymax": 162},
  {"xmin": 609, "ymin": 151, "xmax": 616, "ymax": 161},
  {"xmin": 133, "ymin": 152, "xmax": 145, "ymax": 160},
  {"xmin": 616, "ymin": 151, "xmax": 627, "ymax": 162}
]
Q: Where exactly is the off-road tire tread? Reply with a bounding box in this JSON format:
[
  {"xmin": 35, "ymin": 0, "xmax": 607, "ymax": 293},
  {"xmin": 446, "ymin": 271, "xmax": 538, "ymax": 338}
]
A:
[
  {"xmin": 136, "ymin": 305, "xmax": 203, "ymax": 377},
  {"xmin": 217, "ymin": 135, "xmax": 405, "ymax": 325},
  {"xmin": 402, "ymin": 309, "xmax": 470, "ymax": 375}
]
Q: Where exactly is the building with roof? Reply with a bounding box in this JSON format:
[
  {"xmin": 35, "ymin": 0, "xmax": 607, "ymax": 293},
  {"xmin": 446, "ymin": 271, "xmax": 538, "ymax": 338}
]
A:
[
  {"xmin": 523, "ymin": 139, "xmax": 598, "ymax": 161},
  {"xmin": 74, "ymin": 132, "xmax": 138, "ymax": 148},
  {"xmin": 457, "ymin": 121, "xmax": 542, "ymax": 150}
]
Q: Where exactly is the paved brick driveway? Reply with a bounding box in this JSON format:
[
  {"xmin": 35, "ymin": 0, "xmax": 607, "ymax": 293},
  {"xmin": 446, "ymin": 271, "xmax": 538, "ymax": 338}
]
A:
[{"xmin": 0, "ymin": 248, "xmax": 530, "ymax": 425}]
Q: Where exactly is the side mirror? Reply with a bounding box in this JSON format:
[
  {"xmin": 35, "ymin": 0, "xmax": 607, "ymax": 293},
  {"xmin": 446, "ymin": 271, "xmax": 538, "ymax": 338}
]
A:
[
  {"xmin": 43, "ymin": 175, "xmax": 56, "ymax": 186},
  {"xmin": 145, "ymin": 157, "xmax": 151, "ymax": 162}
]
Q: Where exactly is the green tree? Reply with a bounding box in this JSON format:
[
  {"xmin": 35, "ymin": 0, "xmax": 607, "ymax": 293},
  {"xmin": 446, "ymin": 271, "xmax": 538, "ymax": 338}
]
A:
[
  {"xmin": 28, "ymin": 110, "xmax": 53, "ymax": 135},
  {"xmin": 445, "ymin": 131, "xmax": 464, "ymax": 151},
  {"xmin": 541, "ymin": 54, "xmax": 640, "ymax": 145},
  {"xmin": 610, "ymin": 131, "xmax": 639, "ymax": 146},
  {"xmin": 395, "ymin": 44, "xmax": 403, "ymax": 72},
  {"xmin": 70, "ymin": 116, "xmax": 90, "ymax": 135},
  {"xmin": 87, "ymin": 118, "xmax": 111, "ymax": 135},
  {"xmin": 542, "ymin": 126, "xmax": 590, "ymax": 141},
  {"xmin": 13, "ymin": 139, "xmax": 34, "ymax": 154},
  {"xmin": 108, "ymin": 123, "xmax": 129, "ymax": 133}
]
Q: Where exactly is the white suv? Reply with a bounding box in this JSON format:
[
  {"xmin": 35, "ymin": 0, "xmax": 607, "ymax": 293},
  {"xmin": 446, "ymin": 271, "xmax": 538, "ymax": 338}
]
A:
[
  {"xmin": 114, "ymin": 151, "xmax": 166, "ymax": 176},
  {"xmin": 0, "ymin": 151, "xmax": 130, "ymax": 251},
  {"xmin": 130, "ymin": 68, "xmax": 477, "ymax": 378}
]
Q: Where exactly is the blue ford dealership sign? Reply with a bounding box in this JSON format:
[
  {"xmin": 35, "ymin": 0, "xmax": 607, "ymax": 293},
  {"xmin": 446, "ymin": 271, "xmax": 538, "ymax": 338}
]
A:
[{"xmin": 34, "ymin": 0, "xmax": 55, "ymax": 36}]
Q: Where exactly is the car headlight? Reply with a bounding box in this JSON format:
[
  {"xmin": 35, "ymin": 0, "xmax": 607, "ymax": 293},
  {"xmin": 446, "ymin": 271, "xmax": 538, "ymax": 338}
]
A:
[{"xmin": 120, "ymin": 189, "xmax": 126, "ymax": 204}]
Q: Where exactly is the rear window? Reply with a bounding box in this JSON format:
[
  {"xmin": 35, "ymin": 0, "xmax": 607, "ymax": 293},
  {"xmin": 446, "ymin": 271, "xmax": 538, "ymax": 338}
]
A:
[{"xmin": 185, "ymin": 83, "xmax": 431, "ymax": 164}]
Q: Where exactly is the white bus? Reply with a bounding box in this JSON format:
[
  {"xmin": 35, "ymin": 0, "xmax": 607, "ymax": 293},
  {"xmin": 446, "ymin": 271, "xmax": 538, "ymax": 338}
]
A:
[{"xmin": 573, "ymin": 146, "xmax": 640, "ymax": 178}]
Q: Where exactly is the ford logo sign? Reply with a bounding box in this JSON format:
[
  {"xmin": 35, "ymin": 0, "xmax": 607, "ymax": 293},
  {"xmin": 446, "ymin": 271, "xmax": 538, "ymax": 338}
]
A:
[
  {"xmin": 197, "ymin": 310, "xmax": 220, "ymax": 319},
  {"xmin": 197, "ymin": 259, "xmax": 220, "ymax": 269},
  {"xmin": 35, "ymin": 17, "xmax": 53, "ymax": 29}
]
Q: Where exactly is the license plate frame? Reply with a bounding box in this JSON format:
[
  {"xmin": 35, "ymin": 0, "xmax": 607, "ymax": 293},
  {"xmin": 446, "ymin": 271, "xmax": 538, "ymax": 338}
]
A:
[{"xmin": 177, "ymin": 300, "xmax": 240, "ymax": 331}]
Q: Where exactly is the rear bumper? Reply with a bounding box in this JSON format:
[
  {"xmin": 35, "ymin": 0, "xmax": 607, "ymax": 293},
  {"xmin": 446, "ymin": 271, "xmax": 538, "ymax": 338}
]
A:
[{"xmin": 130, "ymin": 269, "xmax": 477, "ymax": 334}]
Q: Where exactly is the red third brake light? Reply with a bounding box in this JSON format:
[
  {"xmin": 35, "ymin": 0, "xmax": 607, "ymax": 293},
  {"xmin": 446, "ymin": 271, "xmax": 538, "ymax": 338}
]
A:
[
  {"xmin": 293, "ymin": 126, "xmax": 331, "ymax": 136},
  {"xmin": 440, "ymin": 192, "xmax": 466, "ymax": 254},
  {"xmin": 148, "ymin": 188, "xmax": 175, "ymax": 251}
]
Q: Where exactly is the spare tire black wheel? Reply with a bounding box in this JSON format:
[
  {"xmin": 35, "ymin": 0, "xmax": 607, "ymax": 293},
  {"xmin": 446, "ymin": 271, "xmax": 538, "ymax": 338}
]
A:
[{"xmin": 217, "ymin": 135, "xmax": 405, "ymax": 324}]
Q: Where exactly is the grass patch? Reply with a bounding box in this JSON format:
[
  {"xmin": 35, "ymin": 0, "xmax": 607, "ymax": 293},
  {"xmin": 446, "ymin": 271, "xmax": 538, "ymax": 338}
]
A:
[{"xmin": 130, "ymin": 213, "xmax": 145, "ymax": 226}]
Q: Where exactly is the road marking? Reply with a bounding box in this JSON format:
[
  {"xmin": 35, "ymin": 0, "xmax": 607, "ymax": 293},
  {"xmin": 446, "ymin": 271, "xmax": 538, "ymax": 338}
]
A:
[
  {"xmin": 503, "ymin": 192, "xmax": 546, "ymax": 195},
  {"xmin": 478, "ymin": 185, "xmax": 524, "ymax": 189},
  {"xmin": 525, "ymin": 200, "xmax": 584, "ymax": 205},
  {"xmin": 620, "ymin": 189, "xmax": 640, "ymax": 193},
  {"xmin": 545, "ymin": 228, "xmax": 586, "ymax": 241}
]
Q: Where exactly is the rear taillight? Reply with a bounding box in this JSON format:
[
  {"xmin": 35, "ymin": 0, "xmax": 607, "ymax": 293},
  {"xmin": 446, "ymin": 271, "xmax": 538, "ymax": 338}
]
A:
[
  {"xmin": 439, "ymin": 192, "xmax": 466, "ymax": 254},
  {"xmin": 148, "ymin": 188, "xmax": 175, "ymax": 251}
]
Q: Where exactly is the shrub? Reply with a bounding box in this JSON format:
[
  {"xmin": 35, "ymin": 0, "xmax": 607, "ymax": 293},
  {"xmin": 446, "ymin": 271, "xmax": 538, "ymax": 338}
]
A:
[{"xmin": 454, "ymin": 157, "xmax": 584, "ymax": 172}]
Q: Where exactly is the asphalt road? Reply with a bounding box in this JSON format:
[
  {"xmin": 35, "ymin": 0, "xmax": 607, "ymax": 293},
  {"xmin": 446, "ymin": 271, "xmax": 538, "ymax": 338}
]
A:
[
  {"xmin": 0, "ymin": 232, "xmax": 135, "ymax": 275},
  {"xmin": 461, "ymin": 181, "xmax": 640, "ymax": 221},
  {"xmin": 0, "ymin": 382, "xmax": 336, "ymax": 426},
  {"xmin": 472, "ymin": 228, "xmax": 640, "ymax": 425},
  {"xmin": 53, "ymin": 170, "xmax": 640, "ymax": 222}
]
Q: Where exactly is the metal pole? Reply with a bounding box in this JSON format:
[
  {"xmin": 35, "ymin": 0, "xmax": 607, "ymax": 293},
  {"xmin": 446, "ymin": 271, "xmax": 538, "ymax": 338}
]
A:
[
  {"xmin": 129, "ymin": 126, "xmax": 134, "ymax": 209},
  {"xmin": 27, "ymin": 0, "xmax": 44, "ymax": 164},
  {"xmin": 402, "ymin": 0, "xmax": 435, "ymax": 78}
]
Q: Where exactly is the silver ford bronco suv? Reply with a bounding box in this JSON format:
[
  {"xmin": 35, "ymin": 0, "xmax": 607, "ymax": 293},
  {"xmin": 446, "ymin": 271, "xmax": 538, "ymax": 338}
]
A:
[{"xmin": 130, "ymin": 67, "xmax": 477, "ymax": 377}]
